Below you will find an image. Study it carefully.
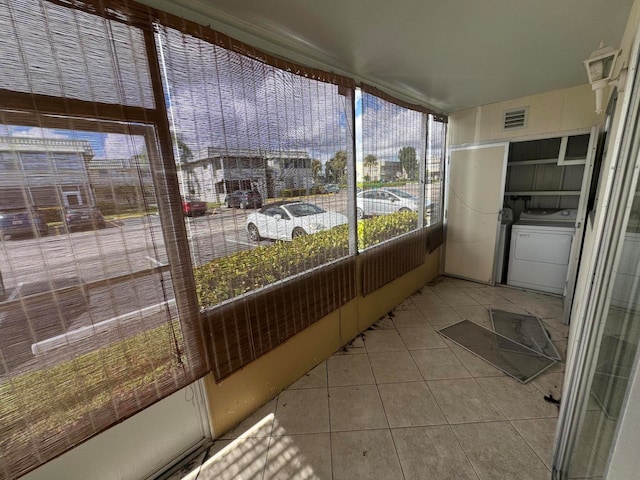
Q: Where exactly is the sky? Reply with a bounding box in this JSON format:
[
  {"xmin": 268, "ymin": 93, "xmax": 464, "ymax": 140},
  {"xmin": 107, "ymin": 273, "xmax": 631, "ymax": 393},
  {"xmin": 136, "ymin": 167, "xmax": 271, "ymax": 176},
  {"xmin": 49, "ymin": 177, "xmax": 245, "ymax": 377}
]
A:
[{"xmin": 1, "ymin": 16, "xmax": 444, "ymax": 169}]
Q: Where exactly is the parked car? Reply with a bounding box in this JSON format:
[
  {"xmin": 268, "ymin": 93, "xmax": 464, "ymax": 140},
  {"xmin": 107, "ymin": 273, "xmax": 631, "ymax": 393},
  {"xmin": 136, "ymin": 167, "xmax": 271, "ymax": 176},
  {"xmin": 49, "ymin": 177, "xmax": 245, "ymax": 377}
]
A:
[
  {"xmin": 0, "ymin": 209, "xmax": 49, "ymax": 239},
  {"xmin": 0, "ymin": 276, "xmax": 89, "ymax": 370},
  {"xmin": 225, "ymin": 190, "xmax": 263, "ymax": 209},
  {"xmin": 246, "ymin": 201, "xmax": 348, "ymax": 241},
  {"xmin": 63, "ymin": 206, "xmax": 105, "ymax": 231},
  {"xmin": 324, "ymin": 184, "xmax": 340, "ymax": 194},
  {"xmin": 356, "ymin": 188, "xmax": 432, "ymax": 219},
  {"xmin": 182, "ymin": 197, "xmax": 208, "ymax": 217}
]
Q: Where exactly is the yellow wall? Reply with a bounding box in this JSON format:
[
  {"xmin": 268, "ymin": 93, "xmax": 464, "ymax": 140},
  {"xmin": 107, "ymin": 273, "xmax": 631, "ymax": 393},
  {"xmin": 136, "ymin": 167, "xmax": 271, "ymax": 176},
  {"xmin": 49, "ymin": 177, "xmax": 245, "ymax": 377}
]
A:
[
  {"xmin": 449, "ymin": 84, "xmax": 604, "ymax": 146},
  {"xmin": 204, "ymin": 248, "xmax": 441, "ymax": 437}
]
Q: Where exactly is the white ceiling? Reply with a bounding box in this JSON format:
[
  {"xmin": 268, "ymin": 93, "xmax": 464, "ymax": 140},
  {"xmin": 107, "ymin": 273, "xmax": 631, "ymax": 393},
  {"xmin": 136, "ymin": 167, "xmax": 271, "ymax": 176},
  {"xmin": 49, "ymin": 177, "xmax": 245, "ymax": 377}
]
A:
[{"xmin": 145, "ymin": 0, "xmax": 634, "ymax": 113}]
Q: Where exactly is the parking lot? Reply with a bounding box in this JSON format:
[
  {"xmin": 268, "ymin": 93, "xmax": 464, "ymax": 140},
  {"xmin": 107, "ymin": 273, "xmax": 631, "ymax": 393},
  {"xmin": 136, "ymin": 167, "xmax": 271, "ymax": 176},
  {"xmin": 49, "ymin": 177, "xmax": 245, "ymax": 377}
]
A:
[{"xmin": 0, "ymin": 186, "xmax": 440, "ymax": 373}]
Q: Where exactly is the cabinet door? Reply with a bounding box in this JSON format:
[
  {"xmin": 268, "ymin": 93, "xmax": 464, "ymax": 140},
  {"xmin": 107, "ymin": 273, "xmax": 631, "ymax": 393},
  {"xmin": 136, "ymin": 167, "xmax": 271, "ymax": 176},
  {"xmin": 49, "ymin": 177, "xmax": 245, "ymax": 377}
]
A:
[{"xmin": 444, "ymin": 144, "xmax": 508, "ymax": 282}]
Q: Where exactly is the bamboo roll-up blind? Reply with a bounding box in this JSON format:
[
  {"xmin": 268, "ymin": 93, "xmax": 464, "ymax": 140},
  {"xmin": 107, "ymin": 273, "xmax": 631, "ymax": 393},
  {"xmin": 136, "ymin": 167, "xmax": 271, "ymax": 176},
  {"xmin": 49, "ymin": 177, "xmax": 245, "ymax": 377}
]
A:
[
  {"xmin": 0, "ymin": 1, "xmax": 207, "ymax": 479},
  {"xmin": 155, "ymin": 23, "xmax": 357, "ymax": 380},
  {"xmin": 205, "ymin": 258, "xmax": 356, "ymax": 380},
  {"xmin": 358, "ymin": 88, "xmax": 429, "ymax": 291},
  {"xmin": 361, "ymin": 230, "xmax": 427, "ymax": 296}
]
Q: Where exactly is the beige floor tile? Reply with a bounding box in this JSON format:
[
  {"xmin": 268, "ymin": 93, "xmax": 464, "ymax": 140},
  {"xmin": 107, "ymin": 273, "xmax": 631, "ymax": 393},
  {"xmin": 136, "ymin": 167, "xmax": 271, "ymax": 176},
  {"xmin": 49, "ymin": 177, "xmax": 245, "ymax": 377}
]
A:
[
  {"xmin": 411, "ymin": 348, "xmax": 472, "ymax": 380},
  {"xmin": 398, "ymin": 326, "xmax": 448, "ymax": 350},
  {"xmin": 511, "ymin": 418, "xmax": 557, "ymax": 468},
  {"xmin": 275, "ymin": 388, "xmax": 330, "ymax": 434},
  {"xmin": 368, "ymin": 351, "xmax": 423, "ymax": 384},
  {"xmin": 452, "ymin": 421, "xmax": 551, "ymax": 480},
  {"xmin": 520, "ymin": 301, "xmax": 564, "ymax": 320},
  {"xmin": 450, "ymin": 347, "xmax": 505, "ymax": 378},
  {"xmin": 392, "ymin": 425, "xmax": 479, "ymax": 479},
  {"xmin": 327, "ymin": 354, "xmax": 375, "ymax": 387},
  {"xmin": 451, "ymin": 305, "xmax": 492, "ymax": 323},
  {"xmin": 289, "ymin": 362, "xmax": 327, "ymax": 390},
  {"xmin": 436, "ymin": 291, "xmax": 480, "ymax": 307},
  {"xmin": 494, "ymin": 287, "xmax": 542, "ymax": 303},
  {"xmin": 396, "ymin": 298, "xmax": 418, "ymax": 311},
  {"xmin": 331, "ymin": 429, "xmax": 403, "ymax": 480},
  {"xmin": 391, "ymin": 309, "xmax": 429, "ymax": 328},
  {"xmin": 329, "ymin": 385, "xmax": 388, "ymax": 431},
  {"xmin": 412, "ymin": 293, "xmax": 448, "ymax": 309},
  {"xmin": 186, "ymin": 436, "xmax": 270, "ymax": 480},
  {"xmin": 263, "ymin": 433, "xmax": 332, "ymax": 480},
  {"xmin": 476, "ymin": 376, "xmax": 558, "ymax": 420},
  {"xmin": 370, "ymin": 316, "xmax": 396, "ymax": 330},
  {"xmin": 336, "ymin": 335, "xmax": 366, "ymax": 355},
  {"xmin": 447, "ymin": 278, "xmax": 487, "ymax": 289},
  {"xmin": 428, "ymin": 378, "xmax": 505, "ymax": 424},
  {"xmin": 378, "ymin": 382, "xmax": 446, "ymax": 427},
  {"xmin": 532, "ymin": 371, "xmax": 565, "ymax": 400},
  {"xmin": 542, "ymin": 318, "xmax": 570, "ymax": 337},
  {"xmin": 462, "ymin": 289, "xmax": 513, "ymax": 305},
  {"xmin": 362, "ymin": 328, "xmax": 407, "ymax": 353},
  {"xmin": 222, "ymin": 399, "xmax": 277, "ymax": 439},
  {"xmin": 422, "ymin": 305, "xmax": 463, "ymax": 326}
]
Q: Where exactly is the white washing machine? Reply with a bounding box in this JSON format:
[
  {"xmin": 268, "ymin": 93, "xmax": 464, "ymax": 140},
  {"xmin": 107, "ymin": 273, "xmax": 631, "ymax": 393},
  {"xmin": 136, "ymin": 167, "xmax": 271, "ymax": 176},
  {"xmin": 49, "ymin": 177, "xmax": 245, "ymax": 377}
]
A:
[{"xmin": 507, "ymin": 209, "xmax": 577, "ymax": 295}]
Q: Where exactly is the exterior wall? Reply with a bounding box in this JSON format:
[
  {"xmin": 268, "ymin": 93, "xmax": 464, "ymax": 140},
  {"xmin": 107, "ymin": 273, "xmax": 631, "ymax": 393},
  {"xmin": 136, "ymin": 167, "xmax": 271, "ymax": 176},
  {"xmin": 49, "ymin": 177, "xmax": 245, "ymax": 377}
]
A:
[
  {"xmin": 88, "ymin": 158, "xmax": 155, "ymax": 212},
  {"xmin": 0, "ymin": 136, "xmax": 94, "ymax": 210},
  {"xmin": 205, "ymin": 248, "xmax": 440, "ymax": 437},
  {"xmin": 183, "ymin": 148, "xmax": 312, "ymax": 202},
  {"xmin": 449, "ymin": 84, "xmax": 604, "ymax": 146}
]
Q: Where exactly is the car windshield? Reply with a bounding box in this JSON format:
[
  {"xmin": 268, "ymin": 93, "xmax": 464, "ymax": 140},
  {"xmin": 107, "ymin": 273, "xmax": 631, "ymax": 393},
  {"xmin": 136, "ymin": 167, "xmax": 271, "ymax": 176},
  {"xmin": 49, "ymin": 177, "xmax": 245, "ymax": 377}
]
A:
[
  {"xmin": 386, "ymin": 188, "xmax": 415, "ymax": 199},
  {"xmin": 285, "ymin": 203, "xmax": 325, "ymax": 217}
]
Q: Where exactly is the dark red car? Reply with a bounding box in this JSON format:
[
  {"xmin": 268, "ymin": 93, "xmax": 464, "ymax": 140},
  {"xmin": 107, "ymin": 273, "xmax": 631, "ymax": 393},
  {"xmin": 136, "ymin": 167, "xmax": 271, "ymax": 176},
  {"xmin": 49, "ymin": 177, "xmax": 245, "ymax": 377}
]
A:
[{"xmin": 182, "ymin": 197, "xmax": 208, "ymax": 217}]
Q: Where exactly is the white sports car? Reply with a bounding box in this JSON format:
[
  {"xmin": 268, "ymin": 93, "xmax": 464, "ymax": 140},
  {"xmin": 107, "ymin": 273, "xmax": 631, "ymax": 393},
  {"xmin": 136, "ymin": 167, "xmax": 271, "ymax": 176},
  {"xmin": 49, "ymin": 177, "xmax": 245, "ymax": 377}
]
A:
[{"xmin": 246, "ymin": 201, "xmax": 348, "ymax": 241}]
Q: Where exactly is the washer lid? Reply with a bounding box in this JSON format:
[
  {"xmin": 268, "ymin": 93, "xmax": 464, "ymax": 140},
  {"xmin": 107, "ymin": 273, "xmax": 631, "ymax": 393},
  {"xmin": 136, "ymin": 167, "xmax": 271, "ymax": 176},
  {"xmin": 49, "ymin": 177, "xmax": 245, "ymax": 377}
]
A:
[{"xmin": 517, "ymin": 209, "xmax": 577, "ymax": 227}]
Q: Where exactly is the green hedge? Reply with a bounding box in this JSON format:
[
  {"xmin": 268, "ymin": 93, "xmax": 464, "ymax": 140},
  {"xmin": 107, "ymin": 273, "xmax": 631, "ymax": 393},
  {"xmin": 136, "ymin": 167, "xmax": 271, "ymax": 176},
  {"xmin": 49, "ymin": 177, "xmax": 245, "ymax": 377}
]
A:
[{"xmin": 194, "ymin": 211, "xmax": 418, "ymax": 308}]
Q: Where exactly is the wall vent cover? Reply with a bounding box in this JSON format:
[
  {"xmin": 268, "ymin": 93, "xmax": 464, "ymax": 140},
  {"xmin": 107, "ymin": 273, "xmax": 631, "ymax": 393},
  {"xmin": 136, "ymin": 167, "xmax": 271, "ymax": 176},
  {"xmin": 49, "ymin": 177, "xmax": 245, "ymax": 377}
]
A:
[{"xmin": 503, "ymin": 107, "xmax": 528, "ymax": 130}]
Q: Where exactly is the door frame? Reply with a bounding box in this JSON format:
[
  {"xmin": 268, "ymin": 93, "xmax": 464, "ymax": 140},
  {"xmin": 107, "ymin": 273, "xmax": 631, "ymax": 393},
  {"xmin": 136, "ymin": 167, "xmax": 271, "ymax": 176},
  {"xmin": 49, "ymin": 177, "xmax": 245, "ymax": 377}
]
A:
[{"xmin": 552, "ymin": 22, "xmax": 640, "ymax": 479}]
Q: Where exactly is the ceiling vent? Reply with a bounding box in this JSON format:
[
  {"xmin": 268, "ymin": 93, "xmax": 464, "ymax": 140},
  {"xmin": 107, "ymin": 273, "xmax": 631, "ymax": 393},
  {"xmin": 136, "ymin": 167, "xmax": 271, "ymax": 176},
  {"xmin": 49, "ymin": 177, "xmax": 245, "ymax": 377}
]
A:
[{"xmin": 503, "ymin": 107, "xmax": 528, "ymax": 130}]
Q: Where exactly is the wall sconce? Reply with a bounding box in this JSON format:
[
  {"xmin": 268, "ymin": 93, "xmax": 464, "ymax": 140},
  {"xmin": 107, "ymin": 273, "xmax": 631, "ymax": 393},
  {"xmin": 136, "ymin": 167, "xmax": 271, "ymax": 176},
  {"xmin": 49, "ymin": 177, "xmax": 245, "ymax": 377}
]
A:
[{"xmin": 584, "ymin": 42, "xmax": 621, "ymax": 114}]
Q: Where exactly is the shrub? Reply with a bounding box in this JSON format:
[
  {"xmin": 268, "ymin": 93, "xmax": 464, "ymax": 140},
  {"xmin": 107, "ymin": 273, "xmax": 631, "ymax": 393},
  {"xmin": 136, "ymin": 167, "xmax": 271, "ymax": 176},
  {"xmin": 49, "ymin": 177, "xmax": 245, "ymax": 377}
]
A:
[{"xmin": 194, "ymin": 211, "xmax": 418, "ymax": 309}]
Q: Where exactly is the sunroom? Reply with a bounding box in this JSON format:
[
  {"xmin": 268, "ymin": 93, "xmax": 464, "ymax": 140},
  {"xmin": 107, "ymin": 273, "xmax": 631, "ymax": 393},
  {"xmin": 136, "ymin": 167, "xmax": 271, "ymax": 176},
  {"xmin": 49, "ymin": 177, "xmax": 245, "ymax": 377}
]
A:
[{"xmin": 1, "ymin": 1, "xmax": 640, "ymax": 479}]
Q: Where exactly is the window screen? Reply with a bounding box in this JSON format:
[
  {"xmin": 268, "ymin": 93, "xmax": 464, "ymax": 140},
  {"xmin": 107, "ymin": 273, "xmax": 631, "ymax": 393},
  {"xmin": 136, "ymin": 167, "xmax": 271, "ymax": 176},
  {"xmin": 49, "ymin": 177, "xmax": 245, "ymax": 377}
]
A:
[
  {"xmin": 155, "ymin": 25, "xmax": 356, "ymax": 379},
  {"xmin": 358, "ymin": 86, "xmax": 433, "ymax": 294},
  {"xmin": 0, "ymin": 0, "xmax": 154, "ymax": 108},
  {"xmin": 0, "ymin": 1, "xmax": 206, "ymax": 478}
]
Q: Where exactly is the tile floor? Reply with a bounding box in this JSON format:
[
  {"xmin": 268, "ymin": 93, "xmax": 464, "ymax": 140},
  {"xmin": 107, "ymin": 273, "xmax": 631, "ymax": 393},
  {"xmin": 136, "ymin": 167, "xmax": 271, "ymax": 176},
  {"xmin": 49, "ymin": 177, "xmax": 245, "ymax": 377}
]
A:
[{"xmin": 184, "ymin": 277, "xmax": 571, "ymax": 480}]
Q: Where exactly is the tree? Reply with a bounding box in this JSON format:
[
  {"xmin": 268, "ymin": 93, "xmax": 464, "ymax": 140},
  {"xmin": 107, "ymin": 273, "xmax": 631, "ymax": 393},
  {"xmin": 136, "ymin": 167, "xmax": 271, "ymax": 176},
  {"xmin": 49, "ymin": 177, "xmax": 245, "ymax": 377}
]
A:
[
  {"xmin": 363, "ymin": 154, "xmax": 378, "ymax": 182},
  {"xmin": 325, "ymin": 150, "xmax": 347, "ymax": 183},
  {"xmin": 398, "ymin": 146, "xmax": 418, "ymax": 180},
  {"xmin": 311, "ymin": 159, "xmax": 322, "ymax": 183}
]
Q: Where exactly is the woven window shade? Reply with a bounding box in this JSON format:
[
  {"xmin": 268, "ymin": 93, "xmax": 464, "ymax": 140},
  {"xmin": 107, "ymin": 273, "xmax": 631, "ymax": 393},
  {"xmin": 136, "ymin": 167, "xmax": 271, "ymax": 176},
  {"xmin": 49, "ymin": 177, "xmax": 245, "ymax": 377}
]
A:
[
  {"xmin": 358, "ymin": 88, "xmax": 431, "ymax": 294},
  {"xmin": 0, "ymin": 1, "xmax": 208, "ymax": 478},
  {"xmin": 155, "ymin": 24, "xmax": 357, "ymax": 381}
]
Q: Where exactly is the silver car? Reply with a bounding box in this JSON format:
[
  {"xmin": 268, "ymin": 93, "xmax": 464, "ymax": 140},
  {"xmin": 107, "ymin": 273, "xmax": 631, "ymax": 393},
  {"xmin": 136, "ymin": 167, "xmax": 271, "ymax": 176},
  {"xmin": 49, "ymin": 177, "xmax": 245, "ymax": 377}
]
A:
[{"xmin": 356, "ymin": 188, "xmax": 432, "ymax": 219}]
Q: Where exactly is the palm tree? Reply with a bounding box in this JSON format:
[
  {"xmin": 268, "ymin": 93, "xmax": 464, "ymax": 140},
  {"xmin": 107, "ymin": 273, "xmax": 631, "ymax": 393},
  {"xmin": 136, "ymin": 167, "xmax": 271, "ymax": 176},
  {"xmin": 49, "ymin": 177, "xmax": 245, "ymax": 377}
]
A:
[{"xmin": 363, "ymin": 154, "xmax": 378, "ymax": 182}]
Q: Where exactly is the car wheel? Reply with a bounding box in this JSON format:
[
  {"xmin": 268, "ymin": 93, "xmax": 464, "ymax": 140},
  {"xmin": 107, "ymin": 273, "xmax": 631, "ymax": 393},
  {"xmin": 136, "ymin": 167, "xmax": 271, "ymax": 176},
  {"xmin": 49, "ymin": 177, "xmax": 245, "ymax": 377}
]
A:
[
  {"xmin": 292, "ymin": 227, "xmax": 307, "ymax": 239},
  {"xmin": 226, "ymin": 201, "xmax": 231, "ymax": 208},
  {"xmin": 399, "ymin": 207, "xmax": 411, "ymax": 213},
  {"xmin": 356, "ymin": 207, "xmax": 365, "ymax": 219},
  {"xmin": 247, "ymin": 223, "xmax": 261, "ymax": 241}
]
